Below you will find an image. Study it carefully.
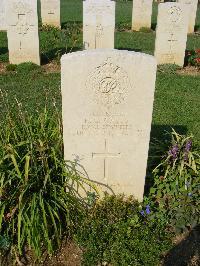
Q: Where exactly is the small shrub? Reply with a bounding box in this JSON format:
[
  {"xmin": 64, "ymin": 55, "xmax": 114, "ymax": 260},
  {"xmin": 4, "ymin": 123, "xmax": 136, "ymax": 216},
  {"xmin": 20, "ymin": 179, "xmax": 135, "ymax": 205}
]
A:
[
  {"xmin": 6, "ymin": 64, "xmax": 17, "ymax": 72},
  {"xmin": 186, "ymin": 49, "xmax": 200, "ymax": 68},
  {"xmin": 116, "ymin": 22, "xmax": 131, "ymax": 32},
  {"xmin": 149, "ymin": 129, "xmax": 200, "ymax": 232},
  {"xmin": 16, "ymin": 62, "xmax": 42, "ymax": 74},
  {"xmin": 75, "ymin": 194, "xmax": 172, "ymax": 266},
  {"xmin": 140, "ymin": 27, "xmax": 153, "ymax": 33}
]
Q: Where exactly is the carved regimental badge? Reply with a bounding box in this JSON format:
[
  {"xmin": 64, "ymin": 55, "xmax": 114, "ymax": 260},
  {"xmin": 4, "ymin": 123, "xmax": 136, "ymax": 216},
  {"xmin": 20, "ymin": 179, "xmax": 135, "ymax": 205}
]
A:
[
  {"xmin": 168, "ymin": 6, "xmax": 182, "ymax": 23},
  {"xmin": 86, "ymin": 58, "xmax": 130, "ymax": 108}
]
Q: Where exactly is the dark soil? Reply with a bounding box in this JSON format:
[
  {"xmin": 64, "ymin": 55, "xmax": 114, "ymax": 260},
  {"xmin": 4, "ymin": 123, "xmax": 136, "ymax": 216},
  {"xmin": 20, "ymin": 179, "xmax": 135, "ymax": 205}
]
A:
[{"xmin": 161, "ymin": 226, "xmax": 200, "ymax": 266}]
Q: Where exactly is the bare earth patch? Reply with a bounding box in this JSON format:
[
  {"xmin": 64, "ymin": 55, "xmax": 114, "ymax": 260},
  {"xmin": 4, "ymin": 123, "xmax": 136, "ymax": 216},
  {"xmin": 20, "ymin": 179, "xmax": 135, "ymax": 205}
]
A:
[
  {"xmin": 0, "ymin": 62, "xmax": 7, "ymax": 73},
  {"xmin": 42, "ymin": 61, "xmax": 61, "ymax": 73},
  {"xmin": 161, "ymin": 226, "xmax": 200, "ymax": 266},
  {"xmin": 177, "ymin": 66, "xmax": 200, "ymax": 76}
]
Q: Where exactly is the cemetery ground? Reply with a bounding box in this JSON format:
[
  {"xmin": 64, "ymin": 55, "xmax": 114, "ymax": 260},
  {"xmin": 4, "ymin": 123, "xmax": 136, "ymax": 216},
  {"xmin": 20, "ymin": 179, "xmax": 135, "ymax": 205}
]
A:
[{"xmin": 0, "ymin": 1, "xmax": 200, "ymax": 265}]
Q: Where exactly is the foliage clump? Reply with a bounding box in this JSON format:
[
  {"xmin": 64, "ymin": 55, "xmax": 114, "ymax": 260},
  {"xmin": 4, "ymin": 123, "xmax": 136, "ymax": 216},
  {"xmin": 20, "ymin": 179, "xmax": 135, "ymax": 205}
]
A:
[
  {"xmin": 76, "ymin": 194, "xmax": 172, "ymax": 266},
  {"xmin": 0, "ymin": 95, "xmax": 90, "ymax": 261},
  {"xmin": 149, "ymin": 129, "xmax": 200, "ymax": 232},
  {"xmin": 186, "ymin": 49, "xmax": 200, "ymax": 68}
]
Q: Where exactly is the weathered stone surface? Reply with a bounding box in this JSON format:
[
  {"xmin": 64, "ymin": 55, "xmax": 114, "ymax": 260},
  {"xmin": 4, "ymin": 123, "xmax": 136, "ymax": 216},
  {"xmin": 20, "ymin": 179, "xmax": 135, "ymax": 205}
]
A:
[
  {"xmin": 41, "ymin": 0, "xmax": 60, "ymax": 28},
  {"xmin": 0, "ymin": 0, "xmax": 6, "ymax": 31},
  {"xmin": 154, "ymin": 3, "xmax": 188, "ymax": 67},
  {"xmin": 6, "ymin": 0, "xmax": 40, "ymax": 65},
  {"xmin": 132, "ymin": 0, "xmax": 153, "ymax": 31},
  {"xmin": 177, "ymin": 0, "xmax": 198, "ymax": 33},
  {"xmin": 61, "ymin": 49, "xmax": 157, "ymax": 201},
  {"xmin": 83, "ymin": 0, "xmax": 115, "ymax": 49}
]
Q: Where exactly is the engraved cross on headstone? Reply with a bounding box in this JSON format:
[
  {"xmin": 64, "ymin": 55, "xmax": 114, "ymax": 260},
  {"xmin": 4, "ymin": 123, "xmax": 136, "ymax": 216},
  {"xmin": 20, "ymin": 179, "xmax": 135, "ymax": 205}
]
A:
[
  {"xmin": 92, "ymin": 139, "xmax": 121, "ymax": 182},
  {"xmin": 11, "ymin": 11, "xmax": 34, "ymax": 50},
  {"xmin": 168, "ymin": 33, "xmax": 177, "ymax": 51},
  {"xmin": 48, "ymin": 10, "xmax": 55, "ymax": 15}
]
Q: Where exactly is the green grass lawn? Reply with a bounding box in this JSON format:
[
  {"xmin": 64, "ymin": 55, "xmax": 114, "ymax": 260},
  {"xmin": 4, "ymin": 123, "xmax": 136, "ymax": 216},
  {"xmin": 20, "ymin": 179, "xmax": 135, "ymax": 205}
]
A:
[{"xmin": 0, "ymin": 0, "xmax": 200, "ymax": 146}]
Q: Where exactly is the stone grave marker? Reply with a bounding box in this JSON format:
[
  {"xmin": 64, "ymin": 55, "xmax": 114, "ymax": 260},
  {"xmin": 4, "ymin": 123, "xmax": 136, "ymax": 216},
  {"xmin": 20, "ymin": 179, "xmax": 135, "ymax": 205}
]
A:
[
  {"xmin": 132, "ymin": 0, "xmax": 153, "ymax": 31},
  {"xmin": 41, "ymin": 0, "xmax": 60, "ymax": 28},
  {"xmin": 154, "ymin": 2, "xmax": 188, "ymax": 67},
  {"xmin": 83, "ymin": 0, "xmax": 115, "ymax": 49},
  {"xmin": 177, "ymin": 0, "xmax": 198, "ymax": 33},
  {"xmin": 6, "ymin": 0, "xmax": 40, "ymax": 65},
  {"xmin": 0, "ymin": 0, "xmax": 6, "ymax": 31},
  {"xmin": 61, "ymin": 49, "xmax": 157, "ymax": 201}
]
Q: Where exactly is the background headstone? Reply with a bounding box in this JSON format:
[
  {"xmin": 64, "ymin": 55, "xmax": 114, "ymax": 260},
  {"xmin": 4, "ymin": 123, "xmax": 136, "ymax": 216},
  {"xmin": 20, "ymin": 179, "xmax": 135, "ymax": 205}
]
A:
[
  {"xmin": 0, "ymin": 0, "xmax": 6, "ymax": 31},
  {"xmin": 83, "ymin": 0, "xmax": 115, "ymax": 49},
  {"xmin": 177, "ymin": 0, "xmax": 198, "ymax": 33},
  {"xmin": 132, "ymin": 0, "xmax": 153, "ymax": 31},
  {"xmin": 6, "ymin": 0, "xmax": 40, "ymax": 65},
  {"xmin": 61, "ymin": 49, "xmax": 157, "ymax": 201},
  {"xmin": 41, "ymin": 0, "xmax": 60, "ymax": 28},
  {"xmin": 154, "ymin": 2, "xmax": 188, "ymax": 67}
]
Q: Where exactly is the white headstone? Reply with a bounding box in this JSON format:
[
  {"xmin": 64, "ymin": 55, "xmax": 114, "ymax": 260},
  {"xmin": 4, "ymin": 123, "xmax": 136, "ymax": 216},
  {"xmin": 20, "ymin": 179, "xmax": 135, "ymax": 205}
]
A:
[
  {"xmin": 6, "ymin": 0, "xmax": 40, "ymax": 65},
  {"xmin": 61, "ymin": 49, "xmax": 157, "ymax": 201},
  {"xmin": 154, "ymin": 3, "xmax": 189, "ymax": 67},
  {"xmin": 0, "ymin": 0, "xmax": 6, "ymax": 31},
  {"xmin": 83, "ymin": 0, "xmax": 115, "ymax": 49},
  {"xmin": 177, "ymin": 0, "xmax": 198, "ymax": 33},
  {"xmin": 41, "ymin": 0, "xmax": 60, "ymax": 28},
  {"xmin": 132, "ymin": 0, "xmax": 153, "ymax": 31}
]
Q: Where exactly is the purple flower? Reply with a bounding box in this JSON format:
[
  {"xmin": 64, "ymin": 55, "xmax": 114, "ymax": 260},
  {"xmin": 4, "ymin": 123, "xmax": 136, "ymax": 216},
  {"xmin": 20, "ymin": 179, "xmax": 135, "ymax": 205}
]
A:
[
  {"xmin": 185, "ymin": 140, "xmax": 192, "ymax": 152},
  {"xmin": 140, "ymin": 210, "xmax": 145, "ymax": 216},
  {"xmin": 188, "ymin": 192, "xmax": 192, "ymax": 197},
  {"xmin": 184, "ymin": 140, "xmax": 192, "ymax": 162},
  {"xmin": 168, "ymin": 144, "xmax": 179, "ymax": 160},
  {"xmin": 145, "ymin": 205, "xmax": 151, "ymax": 215}
]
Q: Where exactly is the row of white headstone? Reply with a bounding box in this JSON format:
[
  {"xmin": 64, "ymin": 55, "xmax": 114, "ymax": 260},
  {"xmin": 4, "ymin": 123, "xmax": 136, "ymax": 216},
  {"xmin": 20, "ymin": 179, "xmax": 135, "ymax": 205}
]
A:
[
  {"xmin": 133, "ymin": 0, "xmax": 198, "ymax": 34},
  {"xmin": 1, "ymin": 0, "xmax": 198, "ymax": 34},
  {"xmin": 0, "ymin": 0, "xmax": 60, "ymax": 31},
  {"xmin": 0, "ymin": 0, "xmax": 198, "ymax": 67}
]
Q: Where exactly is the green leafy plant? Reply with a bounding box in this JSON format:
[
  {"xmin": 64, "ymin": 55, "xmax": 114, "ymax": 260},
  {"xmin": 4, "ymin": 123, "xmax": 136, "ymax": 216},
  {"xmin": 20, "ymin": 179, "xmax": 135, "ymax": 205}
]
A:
[
  {"xmin": 6, "ymin": 64, "xmax": 17, "ymax": 72},
  {"xmin": 186, "ymin": 49, "xmax": 200, "ymax": 68},
  {"xmin": 40, "ymin": 23, "xmax": 81, "ymax": 64},
  {"xmin": 139, "ymin": 27, "xmax": 153, "ymax": 33},
  {"xmin": 76, "ymin": 194, "xmax": 172, "ymax": 266},
  {"xmin": 149, "ymin": 129, "xmax": 200, "ymax": 232},
  {"xmin": 0, "ymin": 92, "xmax": 95, "ymax": 262},
  {"xmin": 15, "ymin": 62, "xmax": 42, "ymax": 75}
]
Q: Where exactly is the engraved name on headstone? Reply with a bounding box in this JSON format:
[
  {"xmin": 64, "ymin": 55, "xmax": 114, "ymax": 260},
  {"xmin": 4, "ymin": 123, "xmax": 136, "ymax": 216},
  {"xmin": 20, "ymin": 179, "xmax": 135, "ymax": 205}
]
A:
[
  {"xmin": 83, "ymin": 0, "xmax": 115, "ymax": 49},
  {"xmin": 6, "ymin": 0, "xmax": 40, "ymax": 65},
  {"xmin": 61, "ymin": 49, "xmax": 157, "ymax": 201},
  {"xmin": 154, "ymin": 3, "xmax": 188, "ymax": 66}
]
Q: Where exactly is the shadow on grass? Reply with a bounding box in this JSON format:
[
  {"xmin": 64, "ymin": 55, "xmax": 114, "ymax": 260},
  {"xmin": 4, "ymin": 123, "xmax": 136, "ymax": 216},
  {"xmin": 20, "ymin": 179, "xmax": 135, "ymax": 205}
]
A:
[
  {"xmin": 194, "ymin": 25, "xmax": 200, "ymax": 32},
  {"xmin": 144, "ymin": 124, "xmax": 187, "ymax": 196},
  {"xmin": 41, "ymin": 47, "xmax": 81, "ymax": 65},
  {"xmin": 0, "ymin": 47, "xmax": 8, "ymax": 55},
  {"xmin": 61, "ymin": 21, "xmax": 82, "ymax": 30},
  {"xmin": 163, "ymin": 225, "xmax": 200, "ymax": 266},
  {"xmin": 151, "ymin": 22, "xmax": 157, "ymax": 31},
  {"xmin": 117, "ymin": 47, "xmax": 141, "ymax": 52}
]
